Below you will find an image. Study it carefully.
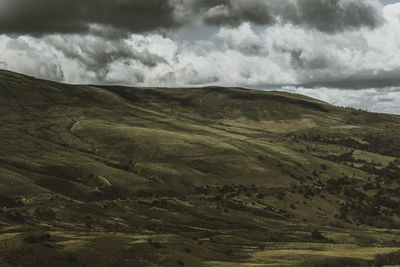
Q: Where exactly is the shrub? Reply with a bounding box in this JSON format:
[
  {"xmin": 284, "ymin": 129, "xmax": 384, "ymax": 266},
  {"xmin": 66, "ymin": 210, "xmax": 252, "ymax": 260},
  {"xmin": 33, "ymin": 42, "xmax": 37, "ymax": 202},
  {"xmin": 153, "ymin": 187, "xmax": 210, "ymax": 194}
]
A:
[
  {"xmin": 23, "ymin": 233, "xmax": 51, "ymax": 244},
  {"xmin": 372, "ymin": 250, "xmax": 400, "ymax": 266},
  {"xmin": 311, "ymin": 229, "xmax": 324, "ymax": 240}
]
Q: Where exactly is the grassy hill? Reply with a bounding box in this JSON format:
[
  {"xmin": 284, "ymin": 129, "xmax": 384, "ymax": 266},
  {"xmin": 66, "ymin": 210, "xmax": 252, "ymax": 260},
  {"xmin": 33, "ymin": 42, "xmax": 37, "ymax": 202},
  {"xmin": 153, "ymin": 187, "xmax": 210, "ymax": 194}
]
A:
[{"xmin": 1, "ymin": 69, "xmax": 400, "ymax": 266}]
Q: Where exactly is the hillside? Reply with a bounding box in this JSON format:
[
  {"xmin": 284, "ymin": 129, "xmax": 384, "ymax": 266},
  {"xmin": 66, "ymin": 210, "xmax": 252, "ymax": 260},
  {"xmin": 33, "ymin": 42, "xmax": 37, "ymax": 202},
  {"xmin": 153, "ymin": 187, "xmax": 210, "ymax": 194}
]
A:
[{"xmin": 1, "ymin": 69, "xmax": 400, "ymax": 266}]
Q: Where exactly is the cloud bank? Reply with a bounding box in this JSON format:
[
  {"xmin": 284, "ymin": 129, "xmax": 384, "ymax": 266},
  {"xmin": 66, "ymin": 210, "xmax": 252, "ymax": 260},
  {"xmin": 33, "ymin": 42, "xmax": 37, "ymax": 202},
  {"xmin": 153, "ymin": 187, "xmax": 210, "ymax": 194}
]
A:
[
  {"xmin": 0, "ymin": 0, "xmax": 177, "ymax": 34},
  {"xmin": 0, "ymin": 0, "xmax": 399, "ymax": 114},
  {"xmin": 0, "ymin": 0, "xmax": 384, "ymax": 34}
]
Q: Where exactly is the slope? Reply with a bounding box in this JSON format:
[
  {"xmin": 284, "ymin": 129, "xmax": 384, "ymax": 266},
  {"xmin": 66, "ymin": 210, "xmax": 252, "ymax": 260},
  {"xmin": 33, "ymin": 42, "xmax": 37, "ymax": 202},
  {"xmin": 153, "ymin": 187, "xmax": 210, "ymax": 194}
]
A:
[{"xmin": 1, "ymin": 69, "xmax": 400, "ymax": 266}]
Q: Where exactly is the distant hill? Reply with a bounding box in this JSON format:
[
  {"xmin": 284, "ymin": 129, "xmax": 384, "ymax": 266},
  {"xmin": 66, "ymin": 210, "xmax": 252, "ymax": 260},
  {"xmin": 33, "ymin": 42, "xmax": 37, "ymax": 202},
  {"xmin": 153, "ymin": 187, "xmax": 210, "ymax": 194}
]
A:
[{"xmin": 1, "ymin": 69, "xmax": 400, "ymax": 266}]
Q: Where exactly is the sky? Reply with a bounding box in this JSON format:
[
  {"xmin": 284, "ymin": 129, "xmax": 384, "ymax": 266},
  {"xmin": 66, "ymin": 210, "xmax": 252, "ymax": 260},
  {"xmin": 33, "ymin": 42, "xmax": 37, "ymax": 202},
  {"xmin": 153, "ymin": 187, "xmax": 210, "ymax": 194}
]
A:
[{"xmin": 0, "ymin": 0, "xmax": 400, "ymax": 114}]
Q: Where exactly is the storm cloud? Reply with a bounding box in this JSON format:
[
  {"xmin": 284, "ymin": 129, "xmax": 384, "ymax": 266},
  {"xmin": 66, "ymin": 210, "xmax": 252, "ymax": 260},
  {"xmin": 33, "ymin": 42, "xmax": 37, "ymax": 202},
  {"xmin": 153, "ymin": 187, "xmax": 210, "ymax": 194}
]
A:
[
  {"xmin": 0, "ymin": 0, "xmax": 385, "ymax": 34},
  {"xmin": 285, "ymin": 0, "xmax": 384, "ymax": 32},
  {"xmin": 0, "ymin": 0, "xmax": 177, "ymax": 34},
  {"xmin": 182, "ymin": 0, "xmax": 384, "ymax": 32}
]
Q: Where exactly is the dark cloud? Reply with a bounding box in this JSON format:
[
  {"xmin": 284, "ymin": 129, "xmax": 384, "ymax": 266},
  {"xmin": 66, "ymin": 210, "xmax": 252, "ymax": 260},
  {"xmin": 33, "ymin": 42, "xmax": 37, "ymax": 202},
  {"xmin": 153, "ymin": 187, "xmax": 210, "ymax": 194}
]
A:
[
  {"xmin": 182, "ymin": 0, "xmax": 384, "ymax": 32},
  {"xmin": 192, "ymin": 0, "xmax": 274, "ymax": 26},
  {"xmin": 300, "ymin": 77, "xmax": 400, "ymax": 89},
  {"xmin": 0, "ymin": 0, "xmax": 384, "ymax": 35},
  {"xmin": 0, "ymin": 0, "xmax": 177, "ymax": 35},
  {"xmin": 291, "ymin": 0, "xmax": 384, "ymax": 32}
]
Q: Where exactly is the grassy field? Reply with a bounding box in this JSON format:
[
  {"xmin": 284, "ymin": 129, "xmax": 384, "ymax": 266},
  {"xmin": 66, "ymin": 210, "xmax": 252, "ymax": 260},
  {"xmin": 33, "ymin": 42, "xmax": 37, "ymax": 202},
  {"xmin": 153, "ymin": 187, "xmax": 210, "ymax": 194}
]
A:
[{"xmin": 1, "ymin": 69, "xmax": 400, "ymax": 266}]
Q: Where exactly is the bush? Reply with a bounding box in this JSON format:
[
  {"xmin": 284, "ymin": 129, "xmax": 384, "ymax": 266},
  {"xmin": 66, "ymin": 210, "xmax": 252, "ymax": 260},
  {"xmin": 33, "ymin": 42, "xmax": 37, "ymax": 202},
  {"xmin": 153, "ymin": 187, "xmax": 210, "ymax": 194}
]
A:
[
  {"xmin": 311, "ymin": 229, "xmax": 324, "ymax": 240},
  {"xmin": 225, "ymin": 249, "xmax": 233, "ymax": 255},
  {"xmin": 147, "ymin": 238, "xmax": 163, "ymax": 249},
  {"xmin": 372, "ymin": 250, "xmax": 400, "ymax": 266},
  {"xmin": 23, "ymin": 233, "xmax": 51, "ymax": 244}
]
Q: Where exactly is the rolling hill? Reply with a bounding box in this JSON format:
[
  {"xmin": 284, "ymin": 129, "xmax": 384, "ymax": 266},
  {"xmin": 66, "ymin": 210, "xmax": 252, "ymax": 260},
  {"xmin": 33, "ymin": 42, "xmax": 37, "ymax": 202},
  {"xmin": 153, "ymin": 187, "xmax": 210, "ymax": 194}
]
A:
[{"xmin": 1, "ymin": 69, "xmax": 400, "ymax": 266}]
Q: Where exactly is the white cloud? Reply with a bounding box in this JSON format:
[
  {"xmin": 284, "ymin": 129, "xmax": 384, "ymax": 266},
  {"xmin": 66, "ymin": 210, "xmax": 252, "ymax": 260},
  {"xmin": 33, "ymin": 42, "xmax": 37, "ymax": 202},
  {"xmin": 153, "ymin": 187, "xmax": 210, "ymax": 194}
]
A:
[{"xmin": 273, "ymin": 86, "xmax": 400, "ymax": 114}]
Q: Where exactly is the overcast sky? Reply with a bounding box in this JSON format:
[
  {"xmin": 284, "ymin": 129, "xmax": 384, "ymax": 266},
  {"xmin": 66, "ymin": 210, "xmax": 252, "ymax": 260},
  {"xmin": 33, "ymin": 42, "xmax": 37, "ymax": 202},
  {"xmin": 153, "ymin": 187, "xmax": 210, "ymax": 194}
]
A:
[{"xmin": 0, "ymin": 0, "xmax": 399, "ymax": 114}]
